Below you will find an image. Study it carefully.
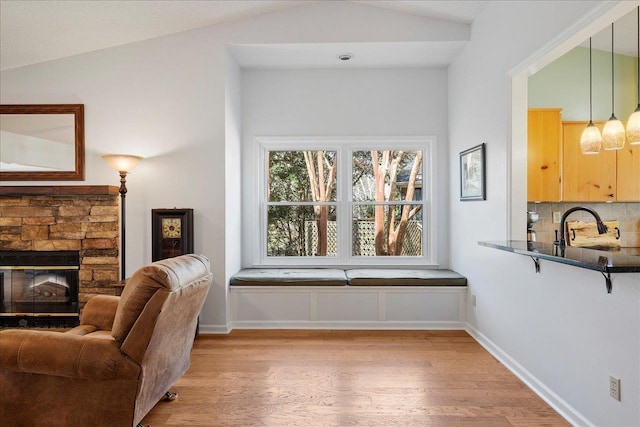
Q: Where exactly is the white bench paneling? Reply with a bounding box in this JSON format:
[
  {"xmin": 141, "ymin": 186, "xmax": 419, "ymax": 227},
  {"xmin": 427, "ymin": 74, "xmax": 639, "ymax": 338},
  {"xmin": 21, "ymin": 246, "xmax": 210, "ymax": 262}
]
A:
[
  {"xmin": 230, "ymin": 286, "xmax": 467, "ymax": 330},
  {"xmin": 317, "ymin": 292, "xmax": 378, "ymax": 321},
  {"xmin": 234, "ymin": 291, "xmax": 310, "ymax": 321},
  {"xmin": 386, "ymin": 292, "xmax": 459, "ymax": 321}
]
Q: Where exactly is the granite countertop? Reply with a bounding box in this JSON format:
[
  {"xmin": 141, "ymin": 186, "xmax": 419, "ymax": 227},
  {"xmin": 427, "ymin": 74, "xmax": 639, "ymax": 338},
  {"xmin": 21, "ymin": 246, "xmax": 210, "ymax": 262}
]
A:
[{"xmin": 479, "ymin": 240, "xmax": 640, "ymax": 273}]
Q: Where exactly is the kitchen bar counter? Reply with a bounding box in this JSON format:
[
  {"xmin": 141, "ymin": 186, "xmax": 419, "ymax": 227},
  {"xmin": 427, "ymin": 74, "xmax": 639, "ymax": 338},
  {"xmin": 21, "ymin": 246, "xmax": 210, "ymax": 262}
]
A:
[
  {"xmin": 479, "ymin": 241, "xmax": 640, "ymax": 273},
  {"xmin": 479, "ymin": 241, "xmax": 640, "ymax": 292},
  {"xmin": 478, "ymin": 240, "xmax": 640, "ymax": 293}
]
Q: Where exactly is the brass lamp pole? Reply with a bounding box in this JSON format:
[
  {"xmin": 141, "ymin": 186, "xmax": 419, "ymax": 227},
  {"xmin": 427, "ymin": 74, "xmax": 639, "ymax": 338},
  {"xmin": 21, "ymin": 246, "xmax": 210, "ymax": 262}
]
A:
[{"xmin": 102, "ymin": 154, "xmax": 143, "ymax": 280}]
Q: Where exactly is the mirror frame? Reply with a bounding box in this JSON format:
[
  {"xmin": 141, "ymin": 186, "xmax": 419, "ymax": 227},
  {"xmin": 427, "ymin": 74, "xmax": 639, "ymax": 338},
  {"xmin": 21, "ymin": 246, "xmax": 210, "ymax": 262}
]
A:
[{"xmin": 0, "ymin": 104, "xmax": 85, "ymax": 181}]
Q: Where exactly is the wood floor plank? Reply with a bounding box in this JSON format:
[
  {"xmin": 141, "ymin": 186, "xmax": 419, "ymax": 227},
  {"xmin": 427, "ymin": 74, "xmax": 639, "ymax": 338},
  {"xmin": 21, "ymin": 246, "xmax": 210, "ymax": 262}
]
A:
[{"xmin": 141, "ymin": 330, "xmax": 570, "ymax": 426}]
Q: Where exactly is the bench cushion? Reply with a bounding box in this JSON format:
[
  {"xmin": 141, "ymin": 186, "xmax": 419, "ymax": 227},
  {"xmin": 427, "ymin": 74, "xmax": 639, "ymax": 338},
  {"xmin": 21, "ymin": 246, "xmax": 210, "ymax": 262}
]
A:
[
  {"xmin": 346, "ymin": 269, "xmax": 467, "ymax": 286},
  {"xmin": 230, "ymin": 268, "xmax": 348, "ymax": 286}
]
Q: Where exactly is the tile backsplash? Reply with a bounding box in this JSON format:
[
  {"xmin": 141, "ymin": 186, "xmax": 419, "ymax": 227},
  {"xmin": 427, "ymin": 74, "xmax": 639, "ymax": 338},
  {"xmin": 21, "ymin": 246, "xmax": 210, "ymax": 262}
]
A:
[{"xmin": 526, "ymin": 202, "xmax": 640, "ymax": 247}]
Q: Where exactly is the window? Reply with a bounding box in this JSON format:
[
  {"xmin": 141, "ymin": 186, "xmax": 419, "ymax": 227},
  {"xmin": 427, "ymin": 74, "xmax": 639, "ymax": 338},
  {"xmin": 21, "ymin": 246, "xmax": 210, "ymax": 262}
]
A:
[
  {"xmin": 258, "ymin": 137, "xmax": 435, "ymax": 266},
  {"xmin": 351, "ymin": 148, "xmax": 425, "ymax": 257},
  {"xmin": 266, "ymin": 150, "xmax": 338, "ymax": 257}
]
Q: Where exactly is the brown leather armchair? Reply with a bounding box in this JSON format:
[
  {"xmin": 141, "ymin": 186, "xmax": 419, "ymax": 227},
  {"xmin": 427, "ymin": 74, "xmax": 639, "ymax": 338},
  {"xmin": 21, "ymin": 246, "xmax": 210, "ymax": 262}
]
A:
[{"xmin": 0, "ymin": 254, "xmax": 212, "ymax": 427}]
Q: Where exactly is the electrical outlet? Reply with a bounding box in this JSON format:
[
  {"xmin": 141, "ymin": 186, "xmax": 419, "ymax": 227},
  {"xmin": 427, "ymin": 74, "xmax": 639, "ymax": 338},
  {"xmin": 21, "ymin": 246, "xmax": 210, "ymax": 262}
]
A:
[
  {"xmin": 553, "ymin": 212, "xmax": 562, "ymax": 224},
  {"xmin": 471, "ymin": 294, "xmax": 477, "ymax": 307},
  {"xmin": 609, "ymin": 375, "xmax": 621, "ymax": 401}
]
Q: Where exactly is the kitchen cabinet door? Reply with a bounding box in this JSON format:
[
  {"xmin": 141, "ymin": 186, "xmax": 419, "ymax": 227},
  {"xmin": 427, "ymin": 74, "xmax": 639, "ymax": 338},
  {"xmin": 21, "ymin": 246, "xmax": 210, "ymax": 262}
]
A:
[
  {"xmin": 562, "ymin": 121, "xmax": 617, "ymax": 202},
  {"xmin": 527, "ymin": 109, "xmax": 562, "ymax": 202},
  {"xmin": 616, "ymin": 142, "xmax": 640, "ymax": 201}
]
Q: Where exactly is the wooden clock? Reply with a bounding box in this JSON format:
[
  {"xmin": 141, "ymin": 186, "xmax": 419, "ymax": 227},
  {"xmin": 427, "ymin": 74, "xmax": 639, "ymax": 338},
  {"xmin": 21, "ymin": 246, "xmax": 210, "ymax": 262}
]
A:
[{"xmin": 151, "ymin": 208, "xmax": 194, "ymax": 261}]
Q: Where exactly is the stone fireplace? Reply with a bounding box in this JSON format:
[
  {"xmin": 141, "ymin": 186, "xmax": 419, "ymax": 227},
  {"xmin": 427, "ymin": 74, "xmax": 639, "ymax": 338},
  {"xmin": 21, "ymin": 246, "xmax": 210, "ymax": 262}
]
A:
[{"xmin": 0, "ymin": 186, "xmax": 120, "ymax": 326}]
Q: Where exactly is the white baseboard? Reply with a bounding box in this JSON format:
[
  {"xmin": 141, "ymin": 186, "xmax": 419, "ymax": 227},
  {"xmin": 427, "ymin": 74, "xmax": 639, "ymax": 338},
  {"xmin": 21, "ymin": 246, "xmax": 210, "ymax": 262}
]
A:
[
  {"xmin": 230, "ymin": 320, "xmax": 466, "ymax": 330},
  {"xmin": 465, "ymin": 324, "xmax": 593, "ymax": 427},
  {"xmin": 198, "ymin": 323, "xmax": 231, "ymax": 334}
]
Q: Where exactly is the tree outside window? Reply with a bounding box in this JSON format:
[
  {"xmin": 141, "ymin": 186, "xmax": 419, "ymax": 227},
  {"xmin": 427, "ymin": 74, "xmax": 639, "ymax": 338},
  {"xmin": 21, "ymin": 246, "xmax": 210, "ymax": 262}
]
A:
[
  {"xmin": 265, "ymin": 145, "xmax": 425, "ymax": 260},
  {"xmin": 352, "ymin": 150, "xmax": 423, "ymax": 256}
]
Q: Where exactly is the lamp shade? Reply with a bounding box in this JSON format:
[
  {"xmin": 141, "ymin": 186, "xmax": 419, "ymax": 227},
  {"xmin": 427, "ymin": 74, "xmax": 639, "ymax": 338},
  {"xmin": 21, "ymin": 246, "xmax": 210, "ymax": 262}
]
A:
[
  {"xmin": 602, "ymin": 23, "xmax": 625, "ymax": 151},
  {"xmin": 581, "ymin": 38, "xmax": 601, "ymax": 154},
  {"xmin": 580, "ymin": 122, "xmax": 603, "ymax": 154},
  {"xmin": 101, "ymin": 154, "xmax": 143, "ymax": 172},
  {"xmin": 602, "ymin": 118, "xmax": 626, "ymax": 150},
  {"xmin": 629, "ymin": 108, "xmax": 640, "ymax": 145}
]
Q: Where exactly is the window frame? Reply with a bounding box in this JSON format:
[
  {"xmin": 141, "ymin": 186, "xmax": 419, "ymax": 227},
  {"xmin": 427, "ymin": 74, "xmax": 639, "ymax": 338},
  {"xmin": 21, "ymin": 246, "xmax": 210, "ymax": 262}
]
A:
[{"xmin": 255, "ymin": 136, "xmax": 437, "ymax": 267}]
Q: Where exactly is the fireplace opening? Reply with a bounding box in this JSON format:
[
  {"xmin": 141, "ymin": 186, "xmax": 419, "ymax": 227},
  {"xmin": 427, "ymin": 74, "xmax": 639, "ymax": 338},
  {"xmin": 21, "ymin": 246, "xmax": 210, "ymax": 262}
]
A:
[{"xmin": 0, "ymin": 251, "xmax": 80, "ymax": 328}]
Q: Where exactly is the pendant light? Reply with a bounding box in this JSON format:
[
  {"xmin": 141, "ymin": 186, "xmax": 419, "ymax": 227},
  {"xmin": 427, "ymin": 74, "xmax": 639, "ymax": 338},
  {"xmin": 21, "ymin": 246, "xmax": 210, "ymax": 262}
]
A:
[
  {"xmin": 602, "ymin": 23, "xmax": 626, "ymax": 150},
  {"xmin": 580, "ymin": 37, "xmax": 602, "ymax": 154},
  {"xmin": 627, "ymin": 6, "xmax": 640, "ymax": 145}
]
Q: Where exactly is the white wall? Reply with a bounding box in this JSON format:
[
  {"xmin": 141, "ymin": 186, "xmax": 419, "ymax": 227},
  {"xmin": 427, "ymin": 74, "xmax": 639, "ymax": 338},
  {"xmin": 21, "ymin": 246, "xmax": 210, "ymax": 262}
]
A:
[
  {"xmin": 241, "ymin": 68, "xmax": 449, "ymax": 268},
  {"xmin": 224, "ymin": 50, "xmax": 243, "ymax": 330},
  {"xmin": 0, "ymin": 2, "xmax": 466, "ymax": 332},
  {"xmin": 449, "ymin": 1, "xmax": 640, "ymax": 426},
  {"xmin": 529, "ymin": 46, "xmax": 637, "ymax": 121},
  {"xmin": 0, "ymin": 30, "xmax": 232, "ymax": 329}
]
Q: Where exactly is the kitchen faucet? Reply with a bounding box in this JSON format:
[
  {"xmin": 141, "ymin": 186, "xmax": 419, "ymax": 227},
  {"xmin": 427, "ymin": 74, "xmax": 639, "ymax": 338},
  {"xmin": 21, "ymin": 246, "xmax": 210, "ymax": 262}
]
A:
[{"xmin": 556, "ymin": 206, "xmax": 608, "ymax": 247}]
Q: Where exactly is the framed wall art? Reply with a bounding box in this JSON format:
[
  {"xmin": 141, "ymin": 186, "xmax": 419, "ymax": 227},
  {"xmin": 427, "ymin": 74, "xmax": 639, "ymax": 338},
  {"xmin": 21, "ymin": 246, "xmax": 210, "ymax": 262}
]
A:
[{"xmin": 459, "ymin": 143, "xmax": 486, "ymax": 201}]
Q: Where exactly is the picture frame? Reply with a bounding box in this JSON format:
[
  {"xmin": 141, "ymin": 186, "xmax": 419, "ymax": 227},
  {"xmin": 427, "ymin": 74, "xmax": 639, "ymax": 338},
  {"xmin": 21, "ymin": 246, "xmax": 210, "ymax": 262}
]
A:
[{"xmin": 459, "ymin": 143, "xmax": 486, "ymax": 201}]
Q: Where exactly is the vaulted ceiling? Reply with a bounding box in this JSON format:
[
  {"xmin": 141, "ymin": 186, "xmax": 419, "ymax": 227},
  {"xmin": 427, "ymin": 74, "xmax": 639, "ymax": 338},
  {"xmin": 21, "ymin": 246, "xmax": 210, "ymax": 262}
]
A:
[
  {"xmin": 0, "ymin": 0, "xmax": 488, "ymax": 71},
  {"xmin": 2, "ymin": 1, "xmax": 636, "ymax": 73}
]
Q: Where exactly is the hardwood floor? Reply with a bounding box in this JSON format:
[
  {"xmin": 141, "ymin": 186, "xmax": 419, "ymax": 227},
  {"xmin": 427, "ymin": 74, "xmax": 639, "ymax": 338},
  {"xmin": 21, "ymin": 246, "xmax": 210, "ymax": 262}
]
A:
[{"xmin": 141, "ymin": 330, "xmax": 569, "ymax": 426}]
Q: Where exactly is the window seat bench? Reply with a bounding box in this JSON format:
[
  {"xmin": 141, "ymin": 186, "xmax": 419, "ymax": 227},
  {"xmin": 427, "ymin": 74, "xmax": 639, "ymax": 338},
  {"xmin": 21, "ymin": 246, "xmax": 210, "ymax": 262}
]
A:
[
  {"xmin": 230, "ymin": 268, "xmax": 467, "ymax": 287},
  {"xmin": 227, "ymin": 269, "xmax": 468, "ymax": 331}
]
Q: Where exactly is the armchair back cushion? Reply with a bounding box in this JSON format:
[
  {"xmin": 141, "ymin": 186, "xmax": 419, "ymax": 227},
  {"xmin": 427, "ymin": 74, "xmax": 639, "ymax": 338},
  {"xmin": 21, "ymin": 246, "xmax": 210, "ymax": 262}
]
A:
[{"xmin": 112, "ymin": 253, "xmax": 210, "ymax": 343}]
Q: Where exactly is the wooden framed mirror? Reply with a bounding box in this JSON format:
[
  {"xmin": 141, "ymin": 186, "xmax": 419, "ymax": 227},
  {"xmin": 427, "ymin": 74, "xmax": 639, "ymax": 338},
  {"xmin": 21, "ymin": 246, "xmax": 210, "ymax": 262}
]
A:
[{"xmin": 0, "ymin": 104, "xmax": 85, "ymax": 181}]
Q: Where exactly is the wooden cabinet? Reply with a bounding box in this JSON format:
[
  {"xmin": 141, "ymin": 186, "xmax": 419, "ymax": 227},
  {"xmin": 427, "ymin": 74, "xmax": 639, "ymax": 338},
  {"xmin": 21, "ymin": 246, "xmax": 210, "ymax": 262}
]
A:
[
  {"xmin": 528, "ymin": 112, "xmax": 640, "ymax": 202},
  {"xmin": 562, "ymin": 121, "xmax": 617, "ymax": 201},
  {"xmin": 617, "ymin": 142, "xmax": 640, "ymax": 201},
  {"xmin": 562, "ymin": 121, "xmax": 640, "ymax": 202},
  {"xmin": 527, "ymin": 109, "xmax": 562, "ymax": 201}
]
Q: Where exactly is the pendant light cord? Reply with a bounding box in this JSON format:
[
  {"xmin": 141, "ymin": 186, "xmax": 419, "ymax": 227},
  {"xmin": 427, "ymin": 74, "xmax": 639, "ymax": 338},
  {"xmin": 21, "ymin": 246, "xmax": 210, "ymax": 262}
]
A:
[
  {"xmin": 611, "ymin": 23, "xmax": 615, "ymax": 119},
  {"xmin": 589, "ymin": 38, "xmax": 593, "ymax": 122}
]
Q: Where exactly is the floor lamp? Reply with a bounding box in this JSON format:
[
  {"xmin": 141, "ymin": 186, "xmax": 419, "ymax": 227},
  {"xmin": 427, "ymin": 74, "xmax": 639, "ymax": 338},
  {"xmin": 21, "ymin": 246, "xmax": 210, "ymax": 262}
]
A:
[{"xmin": 101, "ymin": 154, "xmax": 143, "ymax": 281}]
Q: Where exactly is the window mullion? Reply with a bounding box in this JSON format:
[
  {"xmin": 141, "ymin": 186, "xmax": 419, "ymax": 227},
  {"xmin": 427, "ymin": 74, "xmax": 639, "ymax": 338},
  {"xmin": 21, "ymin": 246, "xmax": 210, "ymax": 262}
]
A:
[
  {"xmin": 351, "ymin": 201, "xmax": 417, "ymax": 206},
  {"xmin": 266, "ymin": 201, "xmax": 336, "ymax": 206},
  {"xmin": 341, "ymin": 145, "xmax": 352, "ymax": 263}
]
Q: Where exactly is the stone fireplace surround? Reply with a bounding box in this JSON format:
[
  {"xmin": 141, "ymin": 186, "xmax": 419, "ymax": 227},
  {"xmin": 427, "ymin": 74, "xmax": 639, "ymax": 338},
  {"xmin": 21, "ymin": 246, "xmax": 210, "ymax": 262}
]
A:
[{"xmin": 0, "ymin": 186, "xmax": 121, "ymax": 313}]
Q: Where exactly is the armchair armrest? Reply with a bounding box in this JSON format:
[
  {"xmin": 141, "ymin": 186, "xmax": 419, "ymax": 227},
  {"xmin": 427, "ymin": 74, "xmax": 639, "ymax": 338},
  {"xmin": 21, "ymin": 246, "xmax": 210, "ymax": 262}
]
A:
[
  {"xmin": 0, "ymin": 329, "xmax": 138, "ymax": 380},
  {"xmin": 81, "ymin": 295, "xmax": 120, "ymax": 330}
]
